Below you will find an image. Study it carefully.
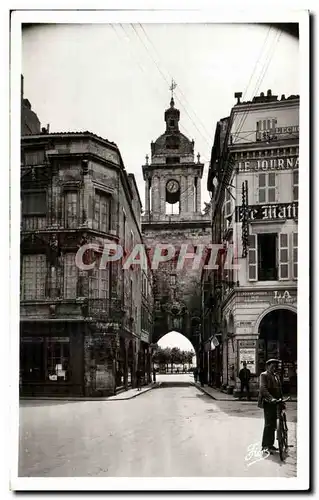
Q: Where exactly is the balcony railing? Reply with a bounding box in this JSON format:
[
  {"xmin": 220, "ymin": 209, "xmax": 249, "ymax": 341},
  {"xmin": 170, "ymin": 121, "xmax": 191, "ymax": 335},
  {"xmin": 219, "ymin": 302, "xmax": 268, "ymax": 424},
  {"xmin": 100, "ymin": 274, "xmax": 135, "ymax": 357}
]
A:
[
  {"xmin": 21, "ymin": 216, "xmax": 47, "ymax": 231},
  {"xmin": 86, "ymin": 298, "xmax": 124, "ymax": 322}
]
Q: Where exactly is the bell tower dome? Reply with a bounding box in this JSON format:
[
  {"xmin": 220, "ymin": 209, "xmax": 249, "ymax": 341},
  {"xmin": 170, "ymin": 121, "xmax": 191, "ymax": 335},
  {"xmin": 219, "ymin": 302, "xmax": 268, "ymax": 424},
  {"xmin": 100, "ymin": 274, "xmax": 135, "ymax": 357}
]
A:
[{"xmin": 142, "ymin": 89, "xmax": 207, "ymax": 223}]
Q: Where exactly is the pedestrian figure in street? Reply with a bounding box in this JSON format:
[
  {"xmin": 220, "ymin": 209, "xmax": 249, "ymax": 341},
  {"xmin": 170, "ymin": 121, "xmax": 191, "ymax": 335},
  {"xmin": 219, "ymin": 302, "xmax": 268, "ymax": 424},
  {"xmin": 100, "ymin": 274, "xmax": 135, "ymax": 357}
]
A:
[
  {"xmin": 199, "ymin": 369, "xmax": 205, "ymax": 387},
  {"xmin": 239, "ymin": 361, "xmax": 251, "ymax": 400},
  {"xmin": 152, "ymin": 367, "xmax": 156, "ymax": 383},
  {"xmin": 258, "ymin": 358, "xmax": 284, "ymax": 454},
  {"xmin": 136, "ymin": 369, "xmax": 142, "ymax": 391},
  {"xmin": 193, "ymin": 367, "xmax": 198, "ymax": 383}
]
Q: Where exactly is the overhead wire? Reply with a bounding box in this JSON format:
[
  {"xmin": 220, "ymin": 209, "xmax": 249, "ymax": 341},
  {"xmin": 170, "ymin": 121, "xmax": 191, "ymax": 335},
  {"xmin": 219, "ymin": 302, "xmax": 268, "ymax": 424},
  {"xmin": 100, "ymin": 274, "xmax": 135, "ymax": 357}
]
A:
[
  {"xmin": 231, "ymin": 29, "xmax": 283, "ymax": 145},
  {"xmin": 129, "ymin": 23, "xmax": 212, "ymax": 151},
  {"xmin": 138, "ymin": 23, "xmax": 214, "ymax": 145}
]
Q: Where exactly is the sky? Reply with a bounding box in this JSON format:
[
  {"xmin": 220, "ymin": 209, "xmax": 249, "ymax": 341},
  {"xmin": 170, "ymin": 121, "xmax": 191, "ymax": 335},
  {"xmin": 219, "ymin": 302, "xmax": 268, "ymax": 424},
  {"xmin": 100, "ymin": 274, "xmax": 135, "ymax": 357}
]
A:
[
  {"xmin": 22, "ymin": 23, "xmax": 299, "ymax": 212},
  {"xmin": 158, "ymin": 331, "xmax": 195, "ymax": 352},
  {"xmin": 21, "ymin": 23, "xmax": 299, "ymax": 351}
]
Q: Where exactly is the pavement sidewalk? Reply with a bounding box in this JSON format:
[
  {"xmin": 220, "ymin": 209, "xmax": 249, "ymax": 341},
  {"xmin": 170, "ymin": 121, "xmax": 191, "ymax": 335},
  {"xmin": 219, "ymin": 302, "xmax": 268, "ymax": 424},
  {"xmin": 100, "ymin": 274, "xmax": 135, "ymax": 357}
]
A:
[
  {"xmin": 20, "ymin": 382, "xmax": 160, "ymax": 402},
  {"xmin": 193, "ymin": 382, "xmax": 297, "ymax": 402}
]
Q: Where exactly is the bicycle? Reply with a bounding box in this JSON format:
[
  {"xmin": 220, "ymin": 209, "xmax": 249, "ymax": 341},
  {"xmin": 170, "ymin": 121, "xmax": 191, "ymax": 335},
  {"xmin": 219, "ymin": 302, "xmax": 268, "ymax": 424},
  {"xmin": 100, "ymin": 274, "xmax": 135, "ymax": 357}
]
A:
[{"xmin": 275, "ymin": 397, "xmax": 290, "ymax": 461}]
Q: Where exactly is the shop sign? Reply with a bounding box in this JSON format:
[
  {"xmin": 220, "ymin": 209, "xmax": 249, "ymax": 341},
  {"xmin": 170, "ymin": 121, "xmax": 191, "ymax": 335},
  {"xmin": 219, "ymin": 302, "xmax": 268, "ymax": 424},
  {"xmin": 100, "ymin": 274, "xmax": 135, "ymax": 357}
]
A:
[
  {"xmin": 238, "ymin": 340, "xmax": 256, "ymax": 348},
  {"xmin": 272, "ymin": 290, "xmax": 296, "ymax": 304},
  {"xmin": 235, "ymin": 202, "xmax": 298, "ymax": 222},
  {"xmin": 140, "ymin": 331, "xmax": 150, "ymax": 343},
  {"xmin": 238, "ymin": 346, "xmax": 256, "ymax": 374},
  {"xmin": 237, "ymin": 156, "xmax": 299, "ymax": 173},
  {"xmin": 236, "ymin": 321, "xmax": 253, "ymax": 328},
  {"xmin": 22, "ymin": 337, "xmax": 44, "ymax": 342}
]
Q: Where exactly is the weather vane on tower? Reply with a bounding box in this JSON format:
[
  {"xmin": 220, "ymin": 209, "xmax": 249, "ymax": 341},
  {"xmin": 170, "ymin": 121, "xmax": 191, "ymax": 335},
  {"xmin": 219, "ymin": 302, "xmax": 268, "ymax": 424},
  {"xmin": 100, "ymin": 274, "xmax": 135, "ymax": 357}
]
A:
[{"xmin": 170, "ymin": 78, "xmax": 177, "ymax": 99}]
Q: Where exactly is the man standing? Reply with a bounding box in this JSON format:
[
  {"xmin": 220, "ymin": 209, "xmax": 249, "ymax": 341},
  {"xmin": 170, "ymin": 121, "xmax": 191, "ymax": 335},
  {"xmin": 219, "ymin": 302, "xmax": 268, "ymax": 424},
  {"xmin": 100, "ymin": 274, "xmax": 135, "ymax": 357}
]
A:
[
  {"xmin": 258, "ymin": 359, "xmax": 283, "ymax": 454},
  {"xmin": 239, "ymin": 361, "xmax": 251, "ymax": 400}
]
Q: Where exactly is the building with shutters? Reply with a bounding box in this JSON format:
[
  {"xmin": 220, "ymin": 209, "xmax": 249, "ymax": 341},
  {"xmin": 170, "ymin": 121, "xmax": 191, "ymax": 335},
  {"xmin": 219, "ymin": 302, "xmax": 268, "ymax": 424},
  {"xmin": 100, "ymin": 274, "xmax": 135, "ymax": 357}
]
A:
[
  {"xmin": 206, "ymin": 90, "xmax": 299, "ymax": 396},
  {"xmin": 20, "ymin": 131, "xmax": 153, "ymax": 397}
]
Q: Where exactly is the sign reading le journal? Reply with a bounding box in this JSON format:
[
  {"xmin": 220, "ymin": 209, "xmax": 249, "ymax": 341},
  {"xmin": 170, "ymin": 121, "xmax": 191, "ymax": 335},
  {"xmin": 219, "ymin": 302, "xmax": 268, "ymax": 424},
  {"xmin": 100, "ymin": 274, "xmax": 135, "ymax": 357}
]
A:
[
  {"xmin": 235, "ymin": 202, "xmax": 298, "ymax": 222},
  {"xmin": 237, "ymin": 156, "xmax": 299, "ymax": 172}
]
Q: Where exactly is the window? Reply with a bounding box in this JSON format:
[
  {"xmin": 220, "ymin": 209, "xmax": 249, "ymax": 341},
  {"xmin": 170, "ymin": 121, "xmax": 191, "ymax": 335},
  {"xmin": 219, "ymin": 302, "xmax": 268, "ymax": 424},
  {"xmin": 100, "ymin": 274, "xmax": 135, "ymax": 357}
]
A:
[
  {"xmin": 169, "ymin": 119, "xmax": 175, "ymax": 127},
  {"xmin": 123, "ymin": 211, "xmax": 127, "ymax": 250},
  {"xmin": 130, "ymin": 278, "xmax": 133, "ymax": 316},
  {"xmin": 170, "ymin": 274, "xmax": 176, "ymax": 286},
  {"xmin": 256, "ymin": 118, "xmax": 277, "ymax": 141},
  {"xmin": 65, "ymin": 191, "xmax": 78, "ymax": 228},
  {"xmin": 293, "ymin": 170, "xmax": 299, "ymax": 202},
  {"xmin": 90, "ymin": 266, "xmax": 109, "ymax": 299},
  {"xmin": 22, "ymin": 192, "xmax": 46, "ymax": 215},
  {"xmin": 293, "ymin": 232, "xmax": 298, "ymax": 279},
  {"xmin": 47, "ymin": 338, "xmax": 70, "ymax": 381},
  {"xmin": 94, "ymin": 191, "xmax": 110, "ymax": 233},
  {"xmin": 24, "ymin": 150, "xmax": 45, "ymax": 166},
  {"xmin": 166, "ymin": 157, "xmax": 180, "ymax": 164},
  {"xmin": 278, "ymin": 233, "xmax": 289, "ymax": 280},
  {"xmin": 224, "ymin": 187, "xmax": 233, "ymax": 218},
  {"xmin": 64, "ymin": 253, "xmax": 77, "ymax": 298},
  {"xmin": 258, "ymin": 173, "xmax": 276, "ymax": 203},
  {"xmin": 21, "ymin": 254, "xmax": 47, "ymax": 299},
  {"xmin": 258, "ymin": 233, "xmax": 278, "ymax": 281}
]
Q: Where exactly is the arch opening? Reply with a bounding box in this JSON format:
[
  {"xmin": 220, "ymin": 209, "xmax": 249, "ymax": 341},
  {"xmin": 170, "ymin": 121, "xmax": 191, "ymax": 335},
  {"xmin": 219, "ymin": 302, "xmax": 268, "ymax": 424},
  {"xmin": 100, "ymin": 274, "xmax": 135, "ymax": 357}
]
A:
[
  {"xmin": 155, "ymin": 330, "xmax": 196, "ymax": 374},
  {"xmin": 258, "ymin": 308, "xmax": 297, "ymax": 393}
]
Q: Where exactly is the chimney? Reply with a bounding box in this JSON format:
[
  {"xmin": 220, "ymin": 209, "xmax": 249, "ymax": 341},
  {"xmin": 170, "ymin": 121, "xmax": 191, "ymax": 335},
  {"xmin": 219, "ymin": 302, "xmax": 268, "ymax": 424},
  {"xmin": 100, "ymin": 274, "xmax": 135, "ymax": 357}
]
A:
[
  {"xmin": 281, "ymin": 94, "xmax": 286, "ymax": 100},
  {"xmin": 234, "ymin": 92, "xmax": 242, "ymax": 105},
  {"xmin": 267, "ymin": 89, "xmax": 272, "ymax": 97}
]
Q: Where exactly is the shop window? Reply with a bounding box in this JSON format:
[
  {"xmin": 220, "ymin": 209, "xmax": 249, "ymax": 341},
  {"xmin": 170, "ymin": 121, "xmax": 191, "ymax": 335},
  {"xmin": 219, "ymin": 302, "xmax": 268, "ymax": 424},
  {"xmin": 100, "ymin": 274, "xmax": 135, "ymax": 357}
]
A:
[
  {"xmin": 292, "ymin": 170, "xmax": 299, "ymax": 202},
  {"xmin": 258, "ymin": 173, "xmax": 276, "ymax": 203},
  {"xmin": 293, "ymin": 232, "xmax": 298, "ymax": 279},
  {"xmin": 47, "ymin": 337, "xmax": 70, "ymax": 381},
  {"xmin": 64, "ymin": 191, "xmax": 78, "ymax": 228},
  {"xmin": 258, "ymin": 233, "xmax": 278, "ymax": 281},
  {"xmin": 21, "ymin": 254, "xmax": 47, "ymax": 299},
  {"xmin": 20, "ymin": 338, "xmax": 44, "ymax": 382},
  {"xmin": 94, "ymin": 191, "xmax": 111, "ymax": 233},
  {"xmin": 63, "ymin": 253, "xmax": 77, "ymax": 298}
]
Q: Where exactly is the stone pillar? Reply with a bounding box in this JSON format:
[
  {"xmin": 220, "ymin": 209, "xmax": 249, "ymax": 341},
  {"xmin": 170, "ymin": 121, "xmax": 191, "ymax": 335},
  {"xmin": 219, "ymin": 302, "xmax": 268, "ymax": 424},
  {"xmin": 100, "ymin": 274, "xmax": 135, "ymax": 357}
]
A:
[
  {"xmin": 180, "ymin": 175, "xmax": 187, "ymax": 214},
  {"xmin": 145, "ymin": 179, "xmax": 150, "ymax": 214},
  {"xmin": 160, "ymin": 177, "xmax": 166, "ymax": 216},
  {"xmin": 152, "ymin": 176, "xmax": 160, "ymax": 214},
  {"xmin": 187, "ymin": 176, "xmax": 194, "ymax": 212},
  {"xmin": 196, "ymin": 178, "xmax": 201, "ymax": 213}
]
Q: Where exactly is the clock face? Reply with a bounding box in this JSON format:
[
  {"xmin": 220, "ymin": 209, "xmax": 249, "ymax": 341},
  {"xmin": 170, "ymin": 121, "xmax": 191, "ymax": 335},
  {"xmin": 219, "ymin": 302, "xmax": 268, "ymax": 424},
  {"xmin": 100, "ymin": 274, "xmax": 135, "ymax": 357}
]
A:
[{"xmin": 166, "ymin": 180, "xmax": 179, "ymax": 194}]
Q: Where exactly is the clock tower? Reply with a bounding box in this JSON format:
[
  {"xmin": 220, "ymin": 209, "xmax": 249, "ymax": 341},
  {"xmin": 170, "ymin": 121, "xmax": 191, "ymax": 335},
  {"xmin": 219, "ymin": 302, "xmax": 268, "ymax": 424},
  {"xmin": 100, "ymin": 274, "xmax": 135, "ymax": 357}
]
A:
[
  {"xmin": 141, "ymin": 93, "xmax": 211, "ymax": 346},
  {"xmin": 142, "ymin": 96, "xmax": 207, "ymax": 222}
]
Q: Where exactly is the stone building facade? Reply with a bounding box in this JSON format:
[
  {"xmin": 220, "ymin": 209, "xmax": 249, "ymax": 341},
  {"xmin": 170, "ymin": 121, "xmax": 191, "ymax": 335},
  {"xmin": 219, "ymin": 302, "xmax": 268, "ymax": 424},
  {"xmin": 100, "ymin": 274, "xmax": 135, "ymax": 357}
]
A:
[
  {"xmin": 206, "ymin": 90, "xmax": 299, "ymax": 395},
  {"xmin": 141, "ymin": 97, "xmax": 211, "ymax": 354},
  {"xmin": 20, "ymin": 131, "xmax": 153, "ymax": 397},
  {"xmin": 21, "ymin": 75, "xmax": 42, "ymax": 135}
]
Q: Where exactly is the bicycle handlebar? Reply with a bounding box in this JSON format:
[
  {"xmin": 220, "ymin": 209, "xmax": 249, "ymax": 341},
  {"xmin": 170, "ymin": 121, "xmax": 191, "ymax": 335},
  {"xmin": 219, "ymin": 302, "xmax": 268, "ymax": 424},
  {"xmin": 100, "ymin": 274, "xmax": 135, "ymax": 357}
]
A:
[{"xmin": 274, "ymin": 396, "xmax": 290, "ymax": 403}]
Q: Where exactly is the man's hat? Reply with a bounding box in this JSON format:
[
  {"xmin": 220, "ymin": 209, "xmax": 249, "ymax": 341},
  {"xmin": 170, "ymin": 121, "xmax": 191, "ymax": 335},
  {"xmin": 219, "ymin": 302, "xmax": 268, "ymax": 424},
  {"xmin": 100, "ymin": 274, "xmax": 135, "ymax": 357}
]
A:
[{"xmin": 265, "ymin": 358, "xmax": 280, "ymax": 365}]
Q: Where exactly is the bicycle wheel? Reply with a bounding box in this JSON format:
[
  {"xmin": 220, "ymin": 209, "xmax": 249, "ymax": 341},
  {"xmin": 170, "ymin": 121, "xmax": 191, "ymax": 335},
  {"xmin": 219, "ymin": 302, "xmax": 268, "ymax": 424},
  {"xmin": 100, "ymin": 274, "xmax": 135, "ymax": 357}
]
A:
[
  {"xmin": 277, "ymin": 421, "xmax": 284, "ymax": 461},
  {"xmin": 282, "ymin": 413, "xmax": 289, "ymax": 452}
]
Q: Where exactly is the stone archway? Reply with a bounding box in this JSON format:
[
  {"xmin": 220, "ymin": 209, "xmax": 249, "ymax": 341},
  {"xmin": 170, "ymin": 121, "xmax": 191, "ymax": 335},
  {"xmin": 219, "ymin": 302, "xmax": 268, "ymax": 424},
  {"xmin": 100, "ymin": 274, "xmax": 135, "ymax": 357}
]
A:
[{"xmin": 257, "ymin": 307, "xmax": 297, "ymax": 392}]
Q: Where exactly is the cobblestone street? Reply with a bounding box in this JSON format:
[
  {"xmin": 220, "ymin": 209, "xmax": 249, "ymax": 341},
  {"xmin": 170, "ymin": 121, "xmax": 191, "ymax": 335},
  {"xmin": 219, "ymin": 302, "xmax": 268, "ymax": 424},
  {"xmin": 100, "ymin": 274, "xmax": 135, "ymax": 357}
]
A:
[{"xmin": 18, "ymin": 376, "xmax": 297, "ymax": 477}]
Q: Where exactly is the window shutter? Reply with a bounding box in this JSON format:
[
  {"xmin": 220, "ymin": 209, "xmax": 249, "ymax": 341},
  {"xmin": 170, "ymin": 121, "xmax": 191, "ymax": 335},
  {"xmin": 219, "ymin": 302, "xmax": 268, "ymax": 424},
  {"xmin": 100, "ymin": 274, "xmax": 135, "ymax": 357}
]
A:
[
  {"xmin": 278, "ymin": 233, "xmax": 289, "ymax": 280},
  {"xmin": 268, "ymin": 173, "xmax": 276, "ymax": 203},
  {"xmin": 292, "ymin": 232, "xmax": 298, "ymax": 279},
  {"xmin": 248, "ymin": 234, "xmax": 257, "ymax": 281},
  {"xmin": 293, "ymin": 170, "xmax": 299, "ymax": 202},
  {"xmin": 258, "ymin": 174, "xmax": 266, "ymax": 203}
]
